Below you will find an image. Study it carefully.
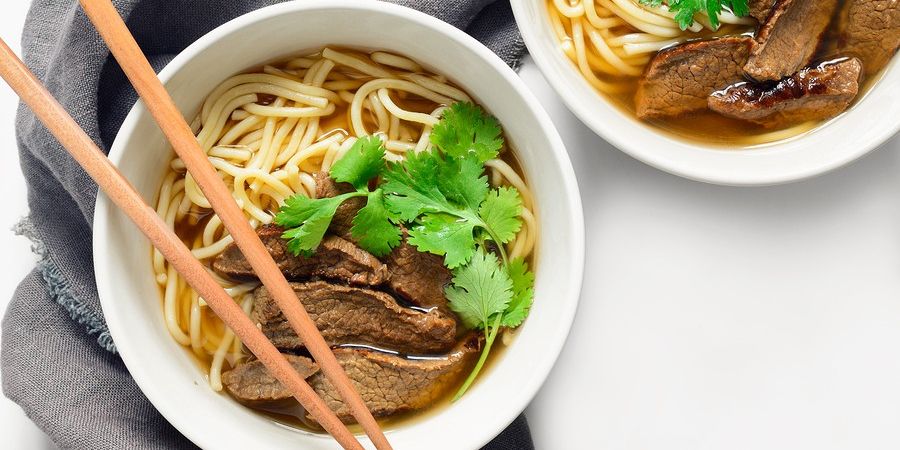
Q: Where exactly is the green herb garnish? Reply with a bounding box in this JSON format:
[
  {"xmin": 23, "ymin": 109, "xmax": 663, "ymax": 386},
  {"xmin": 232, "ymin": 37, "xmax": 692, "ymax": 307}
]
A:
[
  {"xmin": 500, "ymin": 258, "xmax": 536, "ymax": 329},
  {"xmin": 276, "ymin": 193, "xmax": 357, "ymax": 256},
  {"xmin": 430, "ymin": 101, "xmax": 504, "ymax": 162},
  {"xmin": 274, "ymin": 135, "xmax": 399, "ymax": 257},
  {"xmin": 640, "ymin": 0, "xmax": 749, "ymax": 30},
  {"xmin": 382, "ymin": 149, "xmax": 522, "ymax": 269},
  {"xmin": 274, "ymin": 102, "xmax": 535, "ymax": 400},
  {"xmin": 446, "ymin": 251, "xmax": 535, "ymax": 400}
]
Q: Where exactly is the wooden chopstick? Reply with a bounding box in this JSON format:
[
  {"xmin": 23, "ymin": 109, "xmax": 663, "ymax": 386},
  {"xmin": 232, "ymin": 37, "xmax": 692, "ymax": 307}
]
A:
[
  {"xmin": 76, "ymin": 1, "xmax": 392, "ymax": 449},
  {"xmin": 0, "ymin": 37, "xmax": 365, "ymax": 450}
]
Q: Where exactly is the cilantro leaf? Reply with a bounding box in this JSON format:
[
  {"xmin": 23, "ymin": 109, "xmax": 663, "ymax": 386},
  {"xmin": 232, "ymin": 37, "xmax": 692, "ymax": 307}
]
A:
[
  {"xmin": 275, "ymin": 192, "xmax": 361, "ymax": 256},
  {"xmin": 407, "ymin": 213, "xmax": 477, "ymax": 269},
  {"xmin": 728, "ymin": 0, "xmax": 749, "ymax": 18},
  {"xmin": 437, "ymin": 154, "xmax": 489, "ymax": 212},
  {"xmin": 277, "ymin": 135, "xmax": 405, "ymax": 257},
  {"xmin": 447, "ymin": 250, "xmax": 535, "ymax": 401},
  {"xmin": 330, "ymin": 135, "xmax": 385, "ymax": 190},
  {"xmin": 445, "ymin": 247, "xmax": 513, "ymax": 329},
  {"xmin": 706, "ymin": 0, "xmax": 723, "ymax": 29},
  {"xmin": 641, "ymin": 0, "xmax": 749, "ymax": 30},
  {"xmin": 673, "ymin": 1, "xmax": 699, "ymax": 29},
  {"xmin": 350, "ymin": 189, "xmax": 401, "ymax": 257},
  {"xmin": 500, "ymin": 258, "xmax": 535, "ymax": 328},
  {"xmin": 479, "ymin": 187, "xmax": 523, "ymax": 245},
  {"xmin": 384, "ymin": 150, "xmax": 489, "ymax": 219},
  {"xmin": 382, "ymin": 150, "xmax": 449, "ymax": 221},
  {"xmin": 430, "ymin": 102, "xmax": 504, "ymax": 163}
]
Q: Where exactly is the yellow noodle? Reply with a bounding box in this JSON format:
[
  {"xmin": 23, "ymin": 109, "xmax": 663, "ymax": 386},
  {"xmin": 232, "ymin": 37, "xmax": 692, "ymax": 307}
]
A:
[
  {"xmin": 189, "ymin": 290, "xmax": 203, "ymax": 355},
  {"xmin": 322, "ymin": 48, "xmax": 394, "ymax": 79},
  {"xmin": 371, "ymin": 51, "xmax": 422, "ymax": 72},
  {"xmin": 242, "ymin": 102, "xmax": 336, "ymax": 118},
  {"xmin": 284, "ymin": 56, "xmax": 316, "ymax": 69},
  {"xmin": 200, "ymin": 73, "xmax": 334, "ymax": 121},
  {"xmin": 163, "ymin": 264, "xmax": 190, "ymax": 345},
  {"xmin": 571, "ymin": 19, "xmax": 631, "ymax": 93},
  {"xmin": 350, "ymin": 79, "xmax": 453, "ymax": 136},
  {"xmin": 554, "ymin": 0, "xmax": 585, "ymax": 17},
  {"xmin": 584, "ymin": 21, "xmax": 644, "ymax": 75},
  {"xmin": 208, "ymin": 145, "xmax": 253, "ymax": 162},
  {"xmin": 377, "ymin": 88, "xmax": 440, "ymax": 126},
  {"xmin": 401, "ymin": 73, "xmax": 472, "ymax": 102},
  {"xmin": 368, "ymin": 92, "xmax": 391, "ymax": 133},
  {"xmin": 263, "ymin": 65, "xmax": 304, "ymax": 82}
]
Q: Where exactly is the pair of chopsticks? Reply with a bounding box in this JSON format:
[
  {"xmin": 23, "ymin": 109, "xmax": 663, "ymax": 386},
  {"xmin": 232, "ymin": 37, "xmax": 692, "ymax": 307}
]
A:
[{"xmin": 0, "ymin": 1, "xmax": 392, "ymax": 449}]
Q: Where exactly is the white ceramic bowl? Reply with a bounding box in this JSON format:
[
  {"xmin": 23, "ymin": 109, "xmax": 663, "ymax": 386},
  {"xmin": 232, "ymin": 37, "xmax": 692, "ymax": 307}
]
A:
[
  {"xmin": 93, "ymin": 1, "xmax": 584, "ymax": 449},
  {"xmin": 512, "ymin": 0, "xmax": 900, "ymax": 186}
]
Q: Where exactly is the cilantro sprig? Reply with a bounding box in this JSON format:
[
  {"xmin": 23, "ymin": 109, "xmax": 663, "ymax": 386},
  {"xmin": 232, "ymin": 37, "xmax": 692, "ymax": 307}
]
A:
[
  {"xmin": 430, "ymin": 101, "xmax": 504, "ymax": 162},
  {"xmin": 446, "ymin": 251, "xmax": 535, "ymax": 400},
  {"xmin": 274, "ymin": 136, "xmax": 399, "ymax": 257},
  {"xmin": 639, "ymin": 0, "xmax": 749, "ymax": 30},
  {"xmin": 382, "ymin": 150, "xmax": 522, "ymax": 269},
  {"xmin": 274, "ymin": 103, "xmax": 535, "ymax": 399}
]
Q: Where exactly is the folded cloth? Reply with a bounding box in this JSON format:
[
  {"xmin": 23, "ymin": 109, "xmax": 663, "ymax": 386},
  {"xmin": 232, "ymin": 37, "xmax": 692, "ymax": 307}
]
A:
[{"xmin": 1, "ymin": 1, "xmax": 530, "ymax": 448}]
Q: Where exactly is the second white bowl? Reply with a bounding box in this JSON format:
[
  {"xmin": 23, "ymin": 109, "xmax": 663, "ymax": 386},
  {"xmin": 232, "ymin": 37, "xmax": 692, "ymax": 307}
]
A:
[{"xmin": 512, "ymin": 0, "xmax": 900, "ymax": 186}]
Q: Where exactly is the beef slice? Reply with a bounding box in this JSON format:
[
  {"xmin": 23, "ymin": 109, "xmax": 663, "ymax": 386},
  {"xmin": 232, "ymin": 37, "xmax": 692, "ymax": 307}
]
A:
[
  {"xmin": 636, "ymin": 37, "xmax": 753, "ymax": 119},
  {"xmin": 212, "ymin": 224, "xmax": 388, "ymax": 286},
  {"xmin": 841, "ymin": 0, "xmax": 900, "ymax": 75},
  {"xmin": 253, "ymin": 281, "xmax": 457, "ymax": 355},
  {"xmin": 744, "ymin": 0, "xmax": 840, "ymax": 81},
  {"xmin": 710, "ymin": 57, "xmax": 862, "ymax": 127},
  {"xmin": 221, "ymin": 336, "xmax": 481, "ymax": 423}
]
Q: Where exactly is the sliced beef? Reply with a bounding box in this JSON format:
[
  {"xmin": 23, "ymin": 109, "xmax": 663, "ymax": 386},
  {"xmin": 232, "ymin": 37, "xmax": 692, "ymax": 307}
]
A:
[
  {"xmin": 212, "ymin": 224, "xmax": 388, "ymax": 286},
  {"xmin": 222, "ymin": 354, "xmax": 319, "ymax": 406},
  {"xmin": 221, "ymin": 336, "xmax": 481, "ymax": 424},
  {"xmin": 317, "ymin": 172, "xmax": 455, "ymax": 314},
  {"xmin": 744, "ymin": 0, "xmax": 840, "ymax": 81},
  {"xmin": 709, "ymin": 57, "xmax": 861, "ymax": 127},
  {"xmin": 635, "ymin": 37, "xmax": 753, "ymax": 119},
  {"xmin": 315, "ymin": 172, "xmax": 365, "ymax": 240},
  {"xmin": 749, "ymin": 0, "xmax": 776, "ymax": 21},
  {"xmin": 309, "ymin": 335, "xmax": 479, "ymax": 423},
  {"xmin": 316, "ymin": 171, "xmax": 453, "ymax": 310},
  {"xmin": 841, "ymin": 0, "xmax": 900, "ymax": 76},
  {"xmin": 253, "ymin": 281, "xmax": 457, "ymax": 354},
  {"xmin": 384, "ymin": 233, "xmax": 453, "ymax": 312}
]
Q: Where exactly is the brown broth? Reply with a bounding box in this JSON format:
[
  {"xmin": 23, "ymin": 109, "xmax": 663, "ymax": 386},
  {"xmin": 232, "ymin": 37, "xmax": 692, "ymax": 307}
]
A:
[{"xmin": 605, "ymin": 81, "xmax": 795, "ymax": 146}]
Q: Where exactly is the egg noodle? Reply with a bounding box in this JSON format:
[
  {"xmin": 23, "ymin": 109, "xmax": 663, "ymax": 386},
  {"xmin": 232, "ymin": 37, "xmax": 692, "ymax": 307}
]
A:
[
  {"xmin": 548, "ymin": 0, "xmax": 754, "ymax": 93},
  {"xmin": 152, "ymin": 48, "xmax": 536, "ymax": 390}
]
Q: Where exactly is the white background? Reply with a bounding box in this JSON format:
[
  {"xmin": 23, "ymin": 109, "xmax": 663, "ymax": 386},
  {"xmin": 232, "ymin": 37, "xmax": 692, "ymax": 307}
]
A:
[
  {"xmin": 4, "ymin": 3, "xmax": 900, "ymax": 450},
  {"xmin": 0, "ymin": 3, "xmax": 55, "ymax": 449}
]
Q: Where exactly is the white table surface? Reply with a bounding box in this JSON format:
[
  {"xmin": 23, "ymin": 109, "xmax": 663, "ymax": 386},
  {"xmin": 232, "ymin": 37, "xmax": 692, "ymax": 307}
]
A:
[
  {"xmin": 4, "ymin": 4, "xmax": 900, "ymax": 450},
  {"xmin": 0, "ymin": 3, "xmax": 56, "ymax": 449}
]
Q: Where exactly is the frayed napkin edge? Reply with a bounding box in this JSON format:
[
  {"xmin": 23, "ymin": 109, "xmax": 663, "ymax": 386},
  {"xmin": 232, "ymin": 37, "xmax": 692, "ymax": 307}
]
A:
[{"xmin": 13, "ymin": 217, "xmax": 117, "ymax": 353}]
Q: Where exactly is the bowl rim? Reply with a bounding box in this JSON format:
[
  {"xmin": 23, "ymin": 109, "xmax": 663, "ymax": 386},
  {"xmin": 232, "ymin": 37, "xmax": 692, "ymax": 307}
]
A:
[
  {"xmin": 93, "ymin": 1, "xmax": 585, "ymax": 448},
  {"xmin": 510, "ymin": 0, "xmax": 900, "ymax": 186}
]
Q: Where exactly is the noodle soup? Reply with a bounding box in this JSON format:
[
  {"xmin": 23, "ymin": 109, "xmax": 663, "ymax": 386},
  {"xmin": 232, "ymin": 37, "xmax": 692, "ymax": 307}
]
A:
[
  {"xmin": 152, "ymin": 47, "xmax": 537, "ymax": 431},
  {"xmin": 547, "ymin": 0, "xmax": 899, "ymax": 146}
]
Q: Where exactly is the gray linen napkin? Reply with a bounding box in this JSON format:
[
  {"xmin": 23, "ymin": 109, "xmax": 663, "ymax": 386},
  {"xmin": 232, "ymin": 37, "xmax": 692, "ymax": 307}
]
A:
[{"xmin": 1, "ymin": 1, "xmax": 531, "ymax": 448}]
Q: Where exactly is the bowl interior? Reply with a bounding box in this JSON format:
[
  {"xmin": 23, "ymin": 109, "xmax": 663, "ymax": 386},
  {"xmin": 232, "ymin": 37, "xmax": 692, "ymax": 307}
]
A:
[
  {"xmin": 511, "ymin": 0, "xmax": 900, "ymax": 186},
  {"xmin": 93, "ymin": 2, "xmax": 584, "ymax": 449}
]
